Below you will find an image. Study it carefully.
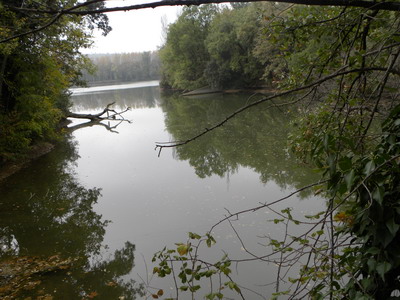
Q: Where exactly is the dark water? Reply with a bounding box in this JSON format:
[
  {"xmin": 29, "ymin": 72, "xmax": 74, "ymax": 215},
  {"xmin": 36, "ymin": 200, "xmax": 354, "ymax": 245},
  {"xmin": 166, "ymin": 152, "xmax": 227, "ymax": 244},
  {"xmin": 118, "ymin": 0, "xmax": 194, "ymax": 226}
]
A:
[{"xmin": 0, "ymin": 81, "xmax": 325, "ymax": 299}]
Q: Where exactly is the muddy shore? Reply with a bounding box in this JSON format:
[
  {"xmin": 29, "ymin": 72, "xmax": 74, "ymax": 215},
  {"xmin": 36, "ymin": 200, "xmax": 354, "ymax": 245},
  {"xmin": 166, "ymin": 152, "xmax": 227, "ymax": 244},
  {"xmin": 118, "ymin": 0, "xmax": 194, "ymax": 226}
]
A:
[{"xmin": 0, "ymin": 143, "xmax": 55, "ymax": 183}]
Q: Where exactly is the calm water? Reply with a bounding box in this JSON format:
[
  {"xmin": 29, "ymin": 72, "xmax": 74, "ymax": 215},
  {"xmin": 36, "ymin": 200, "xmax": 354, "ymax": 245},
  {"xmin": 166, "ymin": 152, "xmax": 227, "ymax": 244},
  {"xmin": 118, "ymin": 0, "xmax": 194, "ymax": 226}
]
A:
[{"xmin": 0, "ymin": 81, "xmax": 325, "ymax": 299}]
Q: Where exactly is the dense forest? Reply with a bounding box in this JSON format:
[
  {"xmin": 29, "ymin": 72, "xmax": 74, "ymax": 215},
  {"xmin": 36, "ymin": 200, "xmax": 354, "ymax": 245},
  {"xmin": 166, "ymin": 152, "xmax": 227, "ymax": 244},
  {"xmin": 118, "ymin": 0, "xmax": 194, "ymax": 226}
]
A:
[
  {"xmin": 1, "ymin": 0, "xmax": 400, "ymax": 299},
  {"xmin": 81, "ymin": 52, "xmax": 161, "ymax": 84}
]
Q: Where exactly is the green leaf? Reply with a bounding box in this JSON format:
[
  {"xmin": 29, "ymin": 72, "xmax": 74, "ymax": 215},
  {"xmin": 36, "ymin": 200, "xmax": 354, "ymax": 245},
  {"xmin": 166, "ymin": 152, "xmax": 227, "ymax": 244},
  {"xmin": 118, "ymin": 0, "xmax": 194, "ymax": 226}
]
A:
[
  {"xmin": 367, "ymin": 258, "xmax": 376, "ymax": 272},
  {"xmin": 372, "ymin": 186, "xmax": 384, "ymax": 205},
  {"xmin": 206, "ymin": 292, "xmax": 223, "ymax": 299},
  {"xmin": 361, "ymin": 277, "xmax": 374, "ymax": 290},
  {"xmin": 189, "ymin": 285, "xmax": 201, "ymax": 292},
  {"xmin": 345, "ymin": 169, "xmax": 355, "ymax": 189},
  {"xmin": 376, "ymin": 261, "xmax": 392, "ymax": 281},
  {"xmin": 189, "ymin": 232, "xmax": 201, "ymax": 239},
  {"xmin": 225, "ymin": 281, "xmax": 241, "ymax": 293},
  {"xmin": 364, "ymin": 160, "xmax": 376, "ymax": 176},
  {"xmin": 206, "ymin": 234, "xmax": 216, "ymax": 248},
  {"xmin": 366, "ymin": 247, "xmax": 380, "ymax": 255},
  {"xmin": 327, "ymin": 154, "xmax": 337, "ymax": 175},
  {"xmin": 386, "ymin": 218, "xmax": 400, "ymax": 236},
  {"xmin": 176, "ymin": 243, "xmax": 189, "ymax": 256},
  {"xmin": 273, "ymin": 218, "xmax": 284, "ymax": 224},
  {"xmin": 338, "ymin": 156, "xmax": 352, "ymax": 172}
]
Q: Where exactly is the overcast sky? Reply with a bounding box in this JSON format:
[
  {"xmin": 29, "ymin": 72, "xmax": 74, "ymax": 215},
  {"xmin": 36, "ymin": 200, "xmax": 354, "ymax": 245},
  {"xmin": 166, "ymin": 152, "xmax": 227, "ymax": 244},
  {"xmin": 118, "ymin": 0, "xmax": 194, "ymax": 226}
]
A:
[{"xmin": 82, "ymin": 0, "xmax": 181, "ymax": 54}]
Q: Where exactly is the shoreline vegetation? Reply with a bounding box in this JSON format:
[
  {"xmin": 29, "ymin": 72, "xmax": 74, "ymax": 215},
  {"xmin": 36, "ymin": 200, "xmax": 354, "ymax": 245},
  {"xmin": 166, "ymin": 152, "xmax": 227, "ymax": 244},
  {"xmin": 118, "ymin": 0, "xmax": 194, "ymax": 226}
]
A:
[{"xmin": 0, "ymin": 82, "xmax": 273, "ymax": 183}]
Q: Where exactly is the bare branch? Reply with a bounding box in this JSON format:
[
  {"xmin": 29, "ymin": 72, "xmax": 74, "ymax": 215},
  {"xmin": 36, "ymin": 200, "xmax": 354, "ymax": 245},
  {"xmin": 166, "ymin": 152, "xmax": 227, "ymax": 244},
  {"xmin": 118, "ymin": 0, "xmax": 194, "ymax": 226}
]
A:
[
  {"xmin": 66, "ymin": 102, "xmax": 131, "ymax": 122},
  {"xmin": 12, "ymin": 0, "xmax": 400, "ymax": 16},
  {"xmin": 3, "ymin": 0, "xmax": 400, "ymax": 44},
  {"xmin": 208, "ymin": 180, "xmax": 328, "ymax": 233}
]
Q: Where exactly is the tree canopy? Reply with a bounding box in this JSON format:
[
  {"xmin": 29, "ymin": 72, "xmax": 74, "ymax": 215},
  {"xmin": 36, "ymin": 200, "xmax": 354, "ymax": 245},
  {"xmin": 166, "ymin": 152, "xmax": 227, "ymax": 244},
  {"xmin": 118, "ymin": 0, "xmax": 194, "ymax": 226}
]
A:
[
  {"xmin": 0, "ymin": 0, "xmax": 110, "ymax": 163},
  {"xmin": 160, "ymin": 3, "xmax": 270, "ymax": 89}
]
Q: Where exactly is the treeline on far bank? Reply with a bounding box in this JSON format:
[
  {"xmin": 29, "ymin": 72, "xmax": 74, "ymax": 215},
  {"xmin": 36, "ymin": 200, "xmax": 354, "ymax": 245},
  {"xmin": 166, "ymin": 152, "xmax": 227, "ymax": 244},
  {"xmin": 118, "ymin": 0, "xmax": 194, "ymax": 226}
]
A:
[
  {"xmin": 81, "ymin": 51, "xmax": 161, "ymax": 85},
  {"xmin": 159, "ymin": 3, "xmax": 286, "ymax": 91}
]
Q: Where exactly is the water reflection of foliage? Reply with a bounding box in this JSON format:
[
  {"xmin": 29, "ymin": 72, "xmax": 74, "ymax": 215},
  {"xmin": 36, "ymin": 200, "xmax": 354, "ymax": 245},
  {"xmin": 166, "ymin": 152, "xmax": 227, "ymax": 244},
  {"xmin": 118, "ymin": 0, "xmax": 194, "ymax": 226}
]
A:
[
  {"xmin": 0, "ymin": 135, "xmax": 144, "ymax": 299},
  {"xmin": 161, "ymin": 93, "xmax": 319, "ymax": 193},
  {"xmin": 71, "ymin": 86, "xmax": 160, "ymax": 111}
]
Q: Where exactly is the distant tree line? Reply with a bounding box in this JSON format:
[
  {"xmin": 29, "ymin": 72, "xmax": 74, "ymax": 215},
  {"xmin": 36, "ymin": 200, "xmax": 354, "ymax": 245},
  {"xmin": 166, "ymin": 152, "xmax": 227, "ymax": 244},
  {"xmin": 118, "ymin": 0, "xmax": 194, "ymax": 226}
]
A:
[{"xmin": 82, "ymin": 52, "xmax": 161, "ymax": 84}]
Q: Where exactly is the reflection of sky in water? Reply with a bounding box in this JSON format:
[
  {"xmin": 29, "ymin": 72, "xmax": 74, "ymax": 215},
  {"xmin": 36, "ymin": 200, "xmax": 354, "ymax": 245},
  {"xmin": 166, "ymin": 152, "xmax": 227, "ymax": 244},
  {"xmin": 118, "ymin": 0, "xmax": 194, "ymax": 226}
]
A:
[
  {"xmin": 70, "ymin": 82, "xmax": 161, "ymax": 112},
  {"xmin": 0, "ymin": 82, "xmax": 327, "ymax": 299},
  {"xmin": 70, "ymin": 80, "xmax": 159, "ymax": 95},
  {"xmin": 70, "ymin": 83, "xmax": 326, "ymax": 298}
]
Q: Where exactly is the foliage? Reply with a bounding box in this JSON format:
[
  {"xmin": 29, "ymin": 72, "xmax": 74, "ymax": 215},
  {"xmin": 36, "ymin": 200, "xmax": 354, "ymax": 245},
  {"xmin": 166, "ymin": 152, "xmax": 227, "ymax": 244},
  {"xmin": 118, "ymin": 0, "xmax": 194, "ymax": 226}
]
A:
[
  {"xmin": 318, "ymin": 106, "xmax": 400, "ymax": 299},
  {"xmin": 204, "ymin": 4, "xmax": 265, "ymax": 88},
  {"xmin": 257, "ymin": 5, "xmax": 400, "ymax": 299},
  {"xmin": 160, "ymin": 3, "xmax": 280, "ymax": 90},
  {"xmin": 0, "ymin": 1, "xmax": 109, "ymax": 164},
  {"xmin": 159, "ymin": 5, "xmax": 219, "ymax": 90},
  {"xmin": 152, "ymin": 232, "xmax": 241, "ymax": 300}
]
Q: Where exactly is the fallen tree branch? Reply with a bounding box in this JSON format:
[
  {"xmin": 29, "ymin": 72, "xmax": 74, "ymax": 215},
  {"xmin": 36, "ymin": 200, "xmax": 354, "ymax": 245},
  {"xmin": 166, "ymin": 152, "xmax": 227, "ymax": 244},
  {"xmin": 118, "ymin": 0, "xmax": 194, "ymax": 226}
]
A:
[{"xmin": 66, "ymin": 102, "xmax": 131, "ymax": 123}]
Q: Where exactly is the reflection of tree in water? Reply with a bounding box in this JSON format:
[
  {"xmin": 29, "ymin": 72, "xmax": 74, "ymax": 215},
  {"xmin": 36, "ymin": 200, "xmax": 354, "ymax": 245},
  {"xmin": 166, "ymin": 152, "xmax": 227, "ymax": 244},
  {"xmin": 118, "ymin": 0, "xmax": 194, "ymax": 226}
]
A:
[
  {"xmin": 0, "ymin": 135, "xmax": 144, "ymax": 299},
  {"xmin": 161, "ymin": 93, "xmax": 320, "ymax": 194},
  {"xmin": 71, "ymin": 86, "xmax": 160, "ymax": 111}
]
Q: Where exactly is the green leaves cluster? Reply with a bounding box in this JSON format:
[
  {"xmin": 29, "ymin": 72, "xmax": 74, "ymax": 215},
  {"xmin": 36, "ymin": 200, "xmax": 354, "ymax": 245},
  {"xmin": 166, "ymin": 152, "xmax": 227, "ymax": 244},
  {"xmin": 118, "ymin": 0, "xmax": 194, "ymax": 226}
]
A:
[
  {"xmin": 160, "ymin": 3, "xmax": 275, "ymax": 90},
  {"xmin": 152, "ymin": 232, "xmax": 241, "ymax": 300},
  {"xmin": 334, "ymin": 107, "xmax": 400, "ymax": 298},
  {"xmin": 160, "ymin": 5, "xmax": 218, "ymax": 90},
  {"xmin": 279, "ymin": 6, "xmax": 400, "ymax": 298},
  {"xmin": 0, "ymin": 1, "xmax": 109, "ymax": 164}
]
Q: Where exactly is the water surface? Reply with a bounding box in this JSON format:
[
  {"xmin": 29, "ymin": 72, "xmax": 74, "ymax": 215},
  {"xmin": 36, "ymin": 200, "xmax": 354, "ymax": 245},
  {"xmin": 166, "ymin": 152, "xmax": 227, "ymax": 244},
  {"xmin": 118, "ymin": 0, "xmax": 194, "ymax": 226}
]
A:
[{"xmin": 0, "ymin": 81, "xmax": 325, "ymax": 299}]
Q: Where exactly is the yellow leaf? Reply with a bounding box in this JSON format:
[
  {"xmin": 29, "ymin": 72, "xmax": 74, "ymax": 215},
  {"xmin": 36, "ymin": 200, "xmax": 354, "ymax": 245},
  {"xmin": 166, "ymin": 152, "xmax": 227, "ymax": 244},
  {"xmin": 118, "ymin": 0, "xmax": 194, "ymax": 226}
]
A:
[{"xmin": 176, "ymin": 244, "xmax": 188, "ymax": 256}]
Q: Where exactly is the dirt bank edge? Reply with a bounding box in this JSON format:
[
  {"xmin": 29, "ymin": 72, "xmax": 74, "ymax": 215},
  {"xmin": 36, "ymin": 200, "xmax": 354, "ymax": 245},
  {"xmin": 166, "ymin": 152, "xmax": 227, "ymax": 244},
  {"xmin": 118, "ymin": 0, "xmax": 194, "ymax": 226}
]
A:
[{"xmin": 0, "ymin": 142, "xmax": 55, "ymax": 183}]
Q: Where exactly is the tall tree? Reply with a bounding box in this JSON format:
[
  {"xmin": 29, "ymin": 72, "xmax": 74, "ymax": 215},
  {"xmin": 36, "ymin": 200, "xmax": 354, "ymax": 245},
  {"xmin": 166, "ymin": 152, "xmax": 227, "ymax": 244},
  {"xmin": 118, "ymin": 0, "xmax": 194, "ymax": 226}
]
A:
[
  {"xmin": 204, "ymin": 3, "xmax": 265, "ymax": 88},
  {"xmin": 0, "ymin": 0, "xmax": 110, "ymax": 164},
  {"xmin": 159, "ymin": 5, "xmax": 219, "ymax": 90}
]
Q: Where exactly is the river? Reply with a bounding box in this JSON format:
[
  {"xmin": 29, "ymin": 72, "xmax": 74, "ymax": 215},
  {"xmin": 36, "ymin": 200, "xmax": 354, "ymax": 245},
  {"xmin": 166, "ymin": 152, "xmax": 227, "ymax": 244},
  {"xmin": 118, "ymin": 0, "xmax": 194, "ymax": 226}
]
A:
[{"xmin": 0, "ymin": 81, "xmax": 326, "ymax": 299}]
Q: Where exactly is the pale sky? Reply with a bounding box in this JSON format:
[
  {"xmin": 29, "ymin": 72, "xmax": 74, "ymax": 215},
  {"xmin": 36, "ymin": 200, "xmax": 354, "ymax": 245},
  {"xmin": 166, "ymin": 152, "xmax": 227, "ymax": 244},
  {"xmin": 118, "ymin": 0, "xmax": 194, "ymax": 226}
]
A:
[{"xmin": 83, "ymin": 0, "xmax": 181, "ymax": 54}]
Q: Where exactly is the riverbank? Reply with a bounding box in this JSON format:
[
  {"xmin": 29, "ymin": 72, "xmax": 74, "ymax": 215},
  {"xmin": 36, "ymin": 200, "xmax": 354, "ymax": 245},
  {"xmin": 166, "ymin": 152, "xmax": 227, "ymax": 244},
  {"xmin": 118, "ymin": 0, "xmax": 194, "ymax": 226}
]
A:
[
  {"xmin": 0, "ymin": 142, "xmax": 54, "ymax": 183},
  {"xmin": 181, "ymin": 86, "xmax": 275, "ymax": 97}
]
